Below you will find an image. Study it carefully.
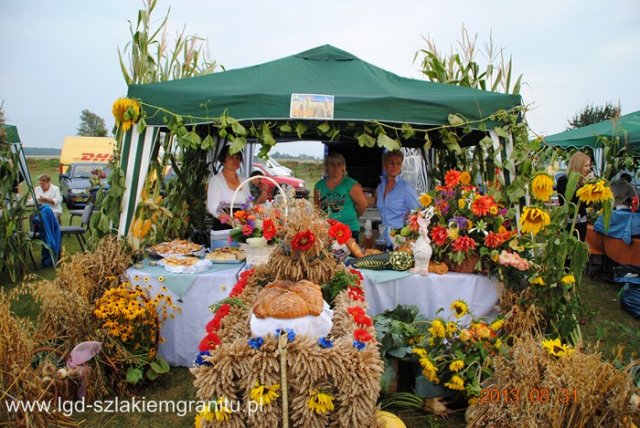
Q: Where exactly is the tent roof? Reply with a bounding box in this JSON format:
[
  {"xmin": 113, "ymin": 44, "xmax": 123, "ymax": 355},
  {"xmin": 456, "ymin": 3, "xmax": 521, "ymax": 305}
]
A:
[
  {"xmin": 128, "ymin": 45, "xmax": 522, "ymax": 130},
  {"xmin": 1, "ymin": 124, "xmax": 21, "ymax": 143},
  {"xmin": 544, "ymin": 110, "xmax": 640, "ymax": 151}
]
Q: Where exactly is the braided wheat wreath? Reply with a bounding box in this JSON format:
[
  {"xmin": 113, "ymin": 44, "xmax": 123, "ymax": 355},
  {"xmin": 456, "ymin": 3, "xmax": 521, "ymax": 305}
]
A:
[{"xmin": 191, "ymin": 257, "xmax": 383, "ymax": 427}]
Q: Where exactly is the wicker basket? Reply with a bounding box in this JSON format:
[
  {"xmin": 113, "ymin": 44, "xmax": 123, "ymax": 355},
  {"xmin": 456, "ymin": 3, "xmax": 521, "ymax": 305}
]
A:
[
  {"xmin": 447, "ymin": 254, "xmax": 480, "ymax": 273},
  {"xmin": 240, "ymin": 243, "xmax": 276, "ymax": 265}
]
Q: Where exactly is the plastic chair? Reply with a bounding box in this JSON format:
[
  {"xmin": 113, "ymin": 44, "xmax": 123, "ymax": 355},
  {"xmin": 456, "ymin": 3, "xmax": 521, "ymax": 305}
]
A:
[{"xmin": 60, "ymin": 203, "xmax": 93, "ymax": 251}]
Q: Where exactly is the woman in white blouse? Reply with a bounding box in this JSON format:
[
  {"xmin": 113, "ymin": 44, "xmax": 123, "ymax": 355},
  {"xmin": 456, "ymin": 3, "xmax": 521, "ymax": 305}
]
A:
[
  {"xmin": 207, "ymin": 146, "xmax": 268, "ymax": 230},
  {"xmin": 29, "ymin": 174, "xmax": 63, "ymax": 222}
]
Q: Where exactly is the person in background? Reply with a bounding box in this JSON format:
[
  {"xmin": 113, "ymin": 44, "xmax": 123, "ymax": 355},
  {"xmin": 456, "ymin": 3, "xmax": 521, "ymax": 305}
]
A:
[
  {"xmin": 611, "ymin": 172, "xmax": 637, "ymax": 209},
  {"xmin": 556, "ymin": 151, "xmax": 593, "ymax": 241},
  {"xmin": 28, "ymin": 174, "xmax": 63, "ymax": 222},
  {"xmin": 314, "ymin": 153, "xmax": 367, "ymax": 241},
  {"xmin": 376, "ymin": 150, "xmax": 420, "ymax": 247},
  {"xmin": 207, "ymin": 146, "xmax": 268, "ymax": 230}
]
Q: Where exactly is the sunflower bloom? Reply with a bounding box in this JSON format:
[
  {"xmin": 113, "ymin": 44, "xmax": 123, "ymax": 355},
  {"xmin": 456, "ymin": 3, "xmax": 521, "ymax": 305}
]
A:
[
  {"xmin": 490, "ymin": 319, "xmax": 505, "ymax": 331},
  {"xmin": 250, "ymin": 382, "xmax": 280, "ymax": 406},
  {"xmin": 519, "ymin": 207, "xmax": 550, "ymax": 235},
  {"xmin": 450, "ymin": 300, "xmax": 468, "ymax": 318},
  {"xmin": 542, "ymin": 338, "xmax": 574, "ymax": 358},
  {"xmin": 429, "ymin": 319, "xmax": 447, "ymax": 339},
  {"xmin": 530, "ymin": 276, "xmax": 545, "ymax": 286},
  {"xmin": 449, "ymin": 360, "xmax": 465, "ymax": 372},
  {"xmin": 308, "ymin": 391, "xmax": 335, "ymax": 414},
  {"xmin": 561, "ymin": 274, "xmax": 576, "ymax": 285},
  {"xmin": 576, "ymin": 180, "xmax": 614, "ymax": 204},
  {"xmin": 418, "ymin": 357, "xmax": 439, "ymax": 383},
  {"xmin": 444, "ymin": 375, "xmax": 465, "ymax": 391},
  {"xmin": 112, "ymin": 97, "xmax": 141, "ymax": 132},
  {"xmin": 531, "ymin": 173, "xmax": 554, "ymax": 202},
  {"xmin": 419, "ymin": 193, "xmax": 433, "ymax": 207}
]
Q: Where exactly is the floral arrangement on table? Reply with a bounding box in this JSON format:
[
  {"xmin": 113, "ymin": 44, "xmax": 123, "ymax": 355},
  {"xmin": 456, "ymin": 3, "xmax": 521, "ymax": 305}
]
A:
[
  {"xmin": 227, "ymin": 201, "xmax": 287, "ymax": 246},
  {"xmin": 191, "ymin": 201, "xmax": 383, "ymax": 427},
  {"xmin": 411, "ymin": 300, "xmax": 507, "ymax": 402},
  {"xmin": 93, "ymin": 280, "xmax": 178, "ymax": 384}
]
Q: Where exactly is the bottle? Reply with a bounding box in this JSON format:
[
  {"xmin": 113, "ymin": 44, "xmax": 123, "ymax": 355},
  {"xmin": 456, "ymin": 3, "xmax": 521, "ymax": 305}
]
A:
[{"xmin": 363, "ymin": 218, "xmax": 374, "ymax": 249}]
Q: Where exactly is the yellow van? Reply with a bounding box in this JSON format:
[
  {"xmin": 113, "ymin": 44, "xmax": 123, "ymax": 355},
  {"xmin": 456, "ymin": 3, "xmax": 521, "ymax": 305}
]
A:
[{"xmin": 59, "ymin": 136, "xmax": 115, "ymax": 174}]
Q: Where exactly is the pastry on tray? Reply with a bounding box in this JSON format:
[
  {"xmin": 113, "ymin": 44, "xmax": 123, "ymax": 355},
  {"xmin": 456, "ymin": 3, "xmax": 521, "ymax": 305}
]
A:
[
  {"xmin": 205, "ymin": 247, "xmax": 246, "ymax": 262},
  {"xmin": 253, "ymin": 280, "xmax": 323, "ymax": 319},
  {"xmin": 151, "ymin": 239, "xmax": 203, "ymax": 256},
  {"xmin": 161, "ymin": 256, "xmax": 200, "ymax": 268}
]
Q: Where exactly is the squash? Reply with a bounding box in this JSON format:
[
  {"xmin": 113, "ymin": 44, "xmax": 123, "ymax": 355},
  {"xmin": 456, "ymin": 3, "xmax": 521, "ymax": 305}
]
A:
[
  {"xmin": 376, "ymin": 410, "xmax": 407, "ymax": 428},
  {"xmin": 389, "ymin": 251, "xmax": 413, "ymax": 271}
]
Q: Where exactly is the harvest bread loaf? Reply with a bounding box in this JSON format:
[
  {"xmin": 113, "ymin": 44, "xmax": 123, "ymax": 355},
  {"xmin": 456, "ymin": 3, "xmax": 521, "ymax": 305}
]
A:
[
  {"xmin": 253, "ymin": 279, "xmax": 323, "ymax": 319},
  {"xmin": 205, "ymin": 247, "xmax": 245, "ymax": 261}
]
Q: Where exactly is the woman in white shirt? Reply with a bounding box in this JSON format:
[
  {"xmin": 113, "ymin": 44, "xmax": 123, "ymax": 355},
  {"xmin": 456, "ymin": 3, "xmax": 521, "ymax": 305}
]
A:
[
  {"xmin": 207, "ymin": 147, "xmax": 267, "ymax": 230},
  {"xmin": 30, "ymin": 174, "xmax": 63, "ymax": 222}
]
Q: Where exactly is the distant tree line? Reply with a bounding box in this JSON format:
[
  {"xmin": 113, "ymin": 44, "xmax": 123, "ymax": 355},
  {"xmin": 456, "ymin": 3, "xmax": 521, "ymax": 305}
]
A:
[{"xmin": 270, "ymin": 151, "xmax": 320, "ymax": 160}]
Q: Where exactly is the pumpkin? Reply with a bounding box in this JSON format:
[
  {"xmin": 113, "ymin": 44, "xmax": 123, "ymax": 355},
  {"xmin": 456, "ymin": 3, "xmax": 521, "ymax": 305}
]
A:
[
  {"xmin": 428, "ymin": 260, "xmax": 449, "ymax": 275},
  {"xmin": 376, "ymin": 410, "xmax": 407, "ymax": 428}
]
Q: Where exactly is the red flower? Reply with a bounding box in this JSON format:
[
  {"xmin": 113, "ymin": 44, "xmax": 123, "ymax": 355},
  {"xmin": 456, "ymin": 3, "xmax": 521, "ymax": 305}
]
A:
[
  {"xmin": 347, "ymin": 286, "xmax": 365, "ymax": 302},
  {"xmin": 230, "ymin": 269, "xmax": 254, "ymax": 297},
  {"xmin": 198, "ymin": 332, "xmax": 221, "ymax": 352},
  {"xmin": 291, "ymin": 230, "xmax": 316, "ymax": 251},
  {"xmin": 349, "ymin": 268, "xmax": 364, "ymax": 282},
  {"xmin": 328, "ymin": 222, "xmax": 352, "ymax": 245},
  {"xmin": 452, "ymin": 236, "xmax": 477, "ymax": 253},
  {"xmin": 444, "ymin": 170, "xmax": 462, "ymax": 188},
  {"xmin": 348, "ymin": 306, "xmax": 373, "ymax": 326},
  {"xmin": 353, "ymin": 328, "xmax": 373, "ymax": 342},
  {"xmin": 326, "ymin": 218, "xmax": 338, "ymax": 227},
  {"xmin": 262, "ymin": 218, "xmax": 277, "ymax": 240},
  {"xmin": 241, "ymin": 224, "xmax": 254, "ymax": 236},
  {"xmin": 484, "ymin": 231, "xmax": 505, "ymax": 249},
  {"xmin": 470, "ymin": 195, "xmax": 495, "ymax": 217},
  {"xmin": 430, "ymin": 225, "xmax": 449, "ymax": 246}
]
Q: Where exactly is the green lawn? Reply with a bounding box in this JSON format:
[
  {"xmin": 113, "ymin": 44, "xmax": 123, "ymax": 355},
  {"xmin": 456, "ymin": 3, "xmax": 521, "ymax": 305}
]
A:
[{"xmin": 3, "ymin": 158, "xmax": 639, "ymax": 428}]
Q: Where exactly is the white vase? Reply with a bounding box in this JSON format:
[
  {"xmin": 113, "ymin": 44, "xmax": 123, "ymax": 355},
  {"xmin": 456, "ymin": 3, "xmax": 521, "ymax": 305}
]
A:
[{"xmin": 246, "ymin": 236, "xmax": 268, "ymax": 248}]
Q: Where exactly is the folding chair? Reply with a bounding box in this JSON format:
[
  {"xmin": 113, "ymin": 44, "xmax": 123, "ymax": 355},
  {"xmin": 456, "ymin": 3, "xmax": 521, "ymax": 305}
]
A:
[{"xmin": 60, "ymin": 203, "xmax": 93, "ymax": 251}]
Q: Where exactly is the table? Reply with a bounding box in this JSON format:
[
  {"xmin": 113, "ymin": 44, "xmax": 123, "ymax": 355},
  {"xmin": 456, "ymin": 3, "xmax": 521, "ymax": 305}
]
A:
[
  {"xmin": 359, "ymin": 269, "xmax": 500, "ymax": 320},
  {"xmin": 126, "ymin": 259, "xmax": 244, "ymax": 367},
  {"xmin": 594, "ymin": 210, "xmax": 640, "ymax": 244}
]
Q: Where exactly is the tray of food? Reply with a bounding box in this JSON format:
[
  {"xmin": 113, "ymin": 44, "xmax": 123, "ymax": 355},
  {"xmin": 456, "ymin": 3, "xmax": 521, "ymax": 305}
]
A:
[
  {"xmin": 158, "ymin": 256, "xmax": 212, "ymax": 273},
  {"xmin": 205, "ymin": 247, "xmax": 246, "ymax": 263},
  {"xmin": 149, "ymin": 239, "xmax": 205, "ymax": 258}
]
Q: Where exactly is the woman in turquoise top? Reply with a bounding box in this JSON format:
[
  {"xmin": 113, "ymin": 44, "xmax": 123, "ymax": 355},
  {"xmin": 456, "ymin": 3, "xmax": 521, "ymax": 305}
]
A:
[{"xmin": 314, "ymin": 153, "xmax": 368, "ymax": 239}]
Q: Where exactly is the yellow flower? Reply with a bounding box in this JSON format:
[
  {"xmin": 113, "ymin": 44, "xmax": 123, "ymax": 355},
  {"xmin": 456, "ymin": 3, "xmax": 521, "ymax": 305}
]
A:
[
  {"xmin": 112, "ymin": 97, "xmax": 141, "ymax": 132},
  {"xmin": 458, "ymin": 198, "xmax": 466, "ymax": 209},
  {"xmin": 412, "ymin": 347, "xmax": 427, "ymax": 358},
  {"xmin": 459, "ymin": 329, "xmax": 472, "ymax": 342},
  {"xmin": 519, "ymin": 207, "xmax": 550, "ymax": 235},
  {"xmin": 429, "ymin": 319, "xmax": 447, "ymax": 339},
  {"xmin": 158, "ymin": 276, "xmax": 165, "ymax": 282},
  {"xmin": 530, "ymin": 276, "xmax": 545, "ymax": 286},
  {"xmin": 561, "ymin": 274, "xmax": 576, "ymax": 285},
  {"xmin": 447, "ymin": 227, "xmax": 459, "ymax": 240},
  {"xmin": 444, "ymin": 375, "xmax": 465, "ymax": 391},
  {"xmin": 460, "ymin": 171, "xmax": 471, "ymax": 185},
  {"xmin": 494, "ymin": 338, "xmax": 502, "ymax": 349},
  {"xmin": 490, "ymin": 319, "xmax": 505, "ymax": 331},
  {"xmin": 446, "ymin": 321, "xmax": 458, "ymax": 335},
  {"xmin": 307, "ymin": 391, "xmax": 335, "ymax": 415},
  {"xmin": 531, "ymin": 173, "xmax": 554, "ymax": 202},
  {"xmin": 250, "ymin": 382, "xmax": 280, "ymax": 406},
  {"xmin": 418, "ymin": 357, "xmax": 439, "ymax": 383},
  {"xmin": 489, "ymin": 205, "xmax": 498, "ymax": 215},
  {"xmin": 450, "ymin": 300, "xmax": 468, "ymax": 318},
  {"xmin": 468, "ymin": 397, "xmax": 479, "ymax": 406},
  {"xmin": 449, "ymin": 360, "xmax": 464, "ymax": 372},
  {"xmin": 542, "ymin": 338, "xmax": 574, "ymax": 358},
  {"xmin": 419, "ymin": 193, "xmax": 433, "ymax": 207},
  {"xmin": 211, "ymin": 398, "xmax": 232, "ymax": 421},
  {"xmin": 576, "ymin": 180, "xmax": 614, "ymax": 204}
]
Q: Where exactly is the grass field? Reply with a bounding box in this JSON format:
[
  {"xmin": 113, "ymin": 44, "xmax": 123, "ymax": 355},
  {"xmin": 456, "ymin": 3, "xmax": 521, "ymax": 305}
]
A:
[{"xmin": 2, "ymin": 158, "xmax": 639, "ymax": 427}]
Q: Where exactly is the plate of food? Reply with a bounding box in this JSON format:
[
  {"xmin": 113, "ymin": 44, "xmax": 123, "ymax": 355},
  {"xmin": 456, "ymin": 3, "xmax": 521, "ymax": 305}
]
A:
[
  {"xmin": 150, "ymin": 239, "xmax": 205, "ymax": 258},
  {"xmin": 205, "ymin": 247, "xmax": 246, "ymax": 264},
  {"xmin": 158, "ymin": 256, "xmax": 212, "ymax": 273}
]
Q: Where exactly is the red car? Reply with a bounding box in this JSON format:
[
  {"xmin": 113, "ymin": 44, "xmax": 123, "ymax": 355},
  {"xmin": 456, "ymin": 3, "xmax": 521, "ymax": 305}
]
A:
[{"xmin": 251, "ymin": 163, "xmax": 309, "ymax": 199}]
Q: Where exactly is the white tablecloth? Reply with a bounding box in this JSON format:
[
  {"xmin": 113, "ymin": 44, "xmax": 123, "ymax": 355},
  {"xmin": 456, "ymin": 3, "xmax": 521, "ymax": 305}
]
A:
[
  {"xmin": 126, "ymin": 263, "xmax": 244, "ymax": 367},
  {"xmin": 361, "ymin": 271, "xmax": 500, "ymax": 320}
]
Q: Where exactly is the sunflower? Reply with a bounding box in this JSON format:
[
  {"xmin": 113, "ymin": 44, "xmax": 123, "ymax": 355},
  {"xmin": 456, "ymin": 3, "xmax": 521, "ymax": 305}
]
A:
[
  {"xmin": 519, "ymin": 207, "xmax": 550, "ymax": 235},
  {"xmin": 490, "ymin": 318, "xmax": 505, "ymax": 331},
  {"xmin": 112, "ymin": 97, "xmax": 141, "ymax": 132},
  {"xmin": 307, "ymin": 391, "xmax": 335, "ymax": 414},
  {"xmin": 418, "ymin": 356, "xmax": 439, "ymax": 383},
  {"xmin": 429, "ymin": 319, "xmax": 447, "ymax": 338},
  {"xmin": 531, "ymin": 173, "xmax": 554, "ymax": 202},
  {"xmin": 444, "ymin": 375, "xmax": 465, "ymax": 391},
  {"xmin": 449, "ymin": 360, "xmax": 465, "ymax": 372},
  {"xmin": 529, "ymin": 276, "xmax": 545, "ymax": 286},
  {"xmin": 450, "ymin": 300, "xmax": 469, "ymax": 318},
  {"xmin": 542, "ymin": 338, "xmax": 574, "ymax": 358},
  {"xmin": 561, "ymin": 274, "xmax": 576, "ymax": 285},
  {"xmin": 250, "ymin": 381, "xmax": 280, "ymax": 406},
  {"xmin": 576, "ymin": 180, "xmax": 614, "ymax": 204}
]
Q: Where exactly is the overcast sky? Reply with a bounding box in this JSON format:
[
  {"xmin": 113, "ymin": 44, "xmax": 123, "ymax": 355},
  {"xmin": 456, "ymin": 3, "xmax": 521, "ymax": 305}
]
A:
[{"xmin": 2, "ymin": 0, "xmax": 639, "ymax": 158}]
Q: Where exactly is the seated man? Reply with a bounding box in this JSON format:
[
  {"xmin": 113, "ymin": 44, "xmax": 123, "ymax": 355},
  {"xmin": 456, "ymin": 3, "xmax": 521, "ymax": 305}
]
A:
[{"xmin": 611, "ymin": 172, "xmax": 637, "ymax": 210}]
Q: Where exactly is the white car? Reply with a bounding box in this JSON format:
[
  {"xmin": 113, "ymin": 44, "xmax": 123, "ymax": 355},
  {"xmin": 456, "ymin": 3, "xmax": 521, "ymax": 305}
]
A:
[{"xmin": 252, "ymin": 156, "xmax": 293, "ymax": 176}]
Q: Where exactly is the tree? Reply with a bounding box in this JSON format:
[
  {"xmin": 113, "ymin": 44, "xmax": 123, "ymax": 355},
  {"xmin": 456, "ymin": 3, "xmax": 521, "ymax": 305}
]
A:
[
  {"xmin": 77, "ymin": 109, "xmax": 108, "ymax": 136},
  {"xmin": 567, "ymin": 102, "xmax": 621, "ymax": 129}
]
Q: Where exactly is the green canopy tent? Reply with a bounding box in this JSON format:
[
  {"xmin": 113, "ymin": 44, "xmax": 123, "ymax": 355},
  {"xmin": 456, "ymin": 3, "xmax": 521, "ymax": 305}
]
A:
[
  {"xmin": 117, "ymin": 45, "xmax": 522, "ymax": 235},
  {"xmin": 1, "ymin": 124, "xmax": 34, "ymax": 192},
  {"xmin": 544, "ymin": 110, "xmax": 640, "ymax": 175}
]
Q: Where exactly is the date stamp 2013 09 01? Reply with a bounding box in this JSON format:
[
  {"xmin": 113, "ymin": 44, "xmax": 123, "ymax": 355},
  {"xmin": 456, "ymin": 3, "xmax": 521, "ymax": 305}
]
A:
[{"xmin": 479, "ymin": 387, "xmax": 578, "ymax": 405}]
